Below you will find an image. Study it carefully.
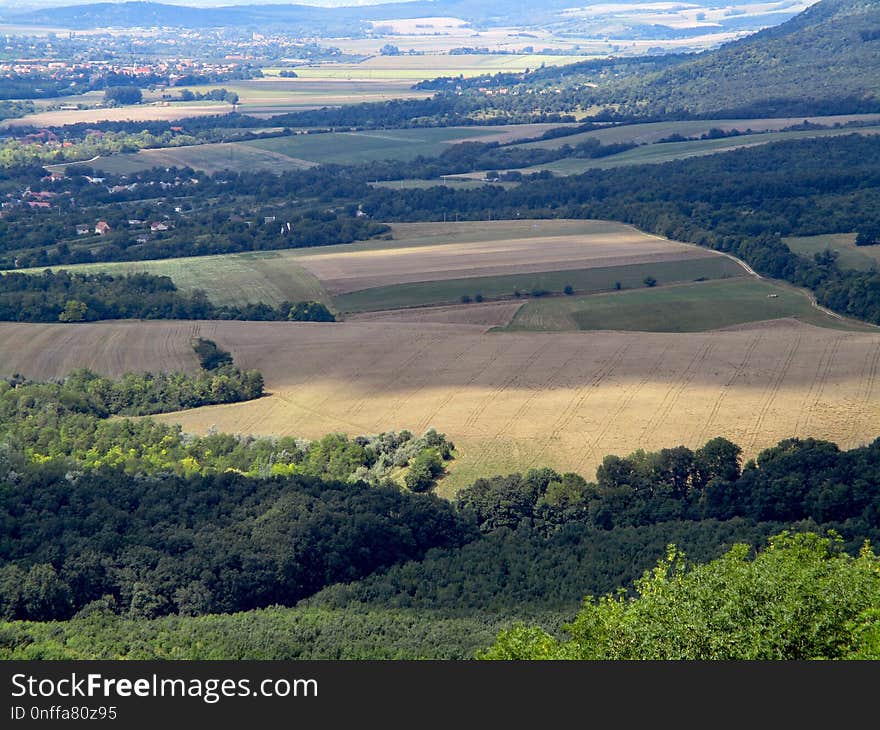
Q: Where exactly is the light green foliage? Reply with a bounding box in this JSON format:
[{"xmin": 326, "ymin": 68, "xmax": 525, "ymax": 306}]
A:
[
  {"xmin": 58, "ymin": 299, "xmax": 87, "ymax": 322},
  {"xmin": 846, "ymin": 609, "xmax": 880, "ymax": 659},
  {"xmin": 0, "ymin": 129, "xmax": 201, "ymax": 167},
  {"xmin": 481, "ymin": 532, "xmax": 880, "ymax": 660},
  {"xmin": 0, "ymin": 607, "xmax": 558, "ymax": 660},
  {"xmin": 0, "ymin": 371, "xmax": 453, "ymax": 486}
]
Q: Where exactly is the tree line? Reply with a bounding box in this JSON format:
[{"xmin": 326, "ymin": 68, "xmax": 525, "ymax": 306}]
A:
[{"xmin": 0, "ymin": 270, "xmax": 335, "ymax": 323}]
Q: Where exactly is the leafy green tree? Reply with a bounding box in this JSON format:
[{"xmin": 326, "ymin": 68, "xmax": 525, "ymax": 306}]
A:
[
  {"xmin": 693, "ymin": 436, "xmax": 742, "ymax": 489},
  {"xmin": 481, "ymin": 532, "xmax": 880, "ymax": 660},
  {"xmin": 104, "ymin": 86, "xmax": 143, "ymax": 106},
  {"xmin": 855, "ymin": 226, "xmax": 880, "ymax": 247},
  {"xmin": 58, "ymin": 299, "xmax": 87, "ymax": 322},
  {"xmin": 288, "ymin": 301, "xmax": 335, "ymax": 322},
  {"xmin": 0, "ymin": 564, "xmax": 25, "ymax": 620},
  {"xmin": 22, "ymin": 564, "xmax": 72, "ymax": 621},
  {"xmin": 404, "ymin": 449, "xmax": 445, "ymax": 492}
]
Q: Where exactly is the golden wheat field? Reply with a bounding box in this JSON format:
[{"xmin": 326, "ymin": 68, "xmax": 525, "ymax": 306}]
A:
[{"xmin": 2, "ymin": 318, "xmax": 879, "ymax": 495}]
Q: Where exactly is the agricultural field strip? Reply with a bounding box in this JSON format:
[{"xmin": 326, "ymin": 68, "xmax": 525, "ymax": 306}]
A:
[
  {"xmin": 453, "ymin": 125, "xmax": 880, "ymax": 179},
  {"xmin": 7, "ymin": 220, "xmax": 721, "ymax": 309},
  {"xmin": 517, "ymin": 114, "xmax": 880, "ymax": 149},
  {"xmin": 504, "ymin": 276, "xmax": 867, "ymax": 334},
  {"xmin": 89, "ymin": 143, "xmax": 319, "ymax": 176},
  {"xmin": 295, "ymin": 230, "xmax": 720, "ymax": 295},
  {"xmin": 80, "ymin": 124, "xmax": 576, "ymax": 175},
  {"xmin": 2, "ymin": 320, "xmax": 878, "ymax": 492}
]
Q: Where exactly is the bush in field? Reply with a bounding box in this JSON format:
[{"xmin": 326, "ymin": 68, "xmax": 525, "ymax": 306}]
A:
[
  {"xmin": 192, "ymin": 338, "xmax": 233, "ymax": 370},
  {"xmin": 104, "ymin": 86, "xmax": 143, "ymax": 106},
  {"xmin": 404, "ymin": 449, "xmax": 446, "ymax": 492},
  {"xmin": 288, "ymin": 301, "xmax": 335, "ymax": 322}
]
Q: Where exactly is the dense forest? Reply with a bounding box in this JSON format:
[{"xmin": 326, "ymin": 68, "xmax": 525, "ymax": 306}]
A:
[
  {"xmin": 483, "ymin": 532, "xmax": 880, "ymax": 660},
  {"xmin": 1, "ymin": 367, "xmax": 878, "ymax": 654},
  {"xmin": 412, "ymin": 0, "xmax": 880, "ymax": 122}
]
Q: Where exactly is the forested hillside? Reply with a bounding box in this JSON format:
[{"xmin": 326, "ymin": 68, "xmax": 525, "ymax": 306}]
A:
[
  {"xmin": 612, "ymin": 0, "xmax": 880, "ymax": 117},
  {"xmin": 429, "ymin": 0, "xmax": 880, "ymax": 120}
]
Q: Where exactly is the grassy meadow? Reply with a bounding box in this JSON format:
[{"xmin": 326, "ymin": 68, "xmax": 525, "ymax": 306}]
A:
[
  {"xmin": 13, "ymin": 251, "xmax": 331, "ymax": 308},
  {"xmin": 504, "ymin": 126, "xmax": 880, "ymax": 177},
  {"xmin": 502, "ymin": 278, "xmax": 869, "ymax": 332},
  {"xmin": 334, "ymin": 257, "xmax": 745, "ymax": 313},
  {"xmin": 784, "ymin": 233, "xmax": 880, "ymax": 272}
]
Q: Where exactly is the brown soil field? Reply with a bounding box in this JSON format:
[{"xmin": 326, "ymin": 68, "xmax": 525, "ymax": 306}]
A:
[
  {"xmin": 346, "ymin": 301, "xmax": 524, "ymax": 326},
  {"xmin": 3, "ymin": 318, "xmax": 878, "ymax": 496},
  {"xmin": 0, "ymin": 320, "xmax": 201, "ymax": 378},
  {"xmin": 295, "ymin": 220, "xmax": 719, "ymax": 295}
]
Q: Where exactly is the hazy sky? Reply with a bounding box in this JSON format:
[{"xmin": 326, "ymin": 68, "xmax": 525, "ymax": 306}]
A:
[{"xmin": 0, "ymin": 0, "xmax": 423, "ymax": 7}]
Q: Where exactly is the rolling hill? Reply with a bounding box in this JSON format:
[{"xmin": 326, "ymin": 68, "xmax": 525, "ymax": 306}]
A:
[{"xmin": 606, "ymin": 0, "xmax": 880, "ymax": 116}]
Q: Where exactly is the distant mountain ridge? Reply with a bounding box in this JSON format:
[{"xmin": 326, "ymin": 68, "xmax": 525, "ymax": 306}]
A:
[
  {"xmin": 1, "ymin": 0, "xmax": 583, "ymax": 30},
  {"xmin": 610, "ymin": 0, "xmax": 880, "ymax": 116}
]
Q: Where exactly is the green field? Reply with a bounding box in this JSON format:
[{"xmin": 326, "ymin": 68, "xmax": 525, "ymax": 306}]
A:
[
  {"xmin": 17, "ymin": 251, "xmax": 330, "ymax": 308},
  {"xmin": 334, "ymin": 256, "xmax": 746, "ymax": 313},
  {"xmin": 244, "ymin": 127, "xmax": 502, "ymax": 165},
  {"xmin": 785, "ymin": 233, "xmax": 880, "ymax": 271},
  {"xmin": 508, "ymin": 127, "xmax": 880, "ymax": 177},
  {"xmin": 502, "ymin": 278, "xmax": 865, "ymax": 332},
  {"xmin": 371, "ymin": 178, "xmax": 508, "ymax": 190},
  {"xmin": 163, "ymin": 78, "xmax": 429, "ymax": 115},
  {"xmin": 88, "ymin": 142, "xmax": 317, "ymax": 175},
  {"xmin": 86, "ymin": 127, "xmax": 534, "ymax": 176},
  {"xmin": 518, "ymin": 115, "xmax": 880, "ymax": 150}
]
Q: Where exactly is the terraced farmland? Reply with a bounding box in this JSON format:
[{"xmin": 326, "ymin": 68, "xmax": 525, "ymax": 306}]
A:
[{"xmin": 19, "ymin": 220, "xmax": 728, "ymax": 312}]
